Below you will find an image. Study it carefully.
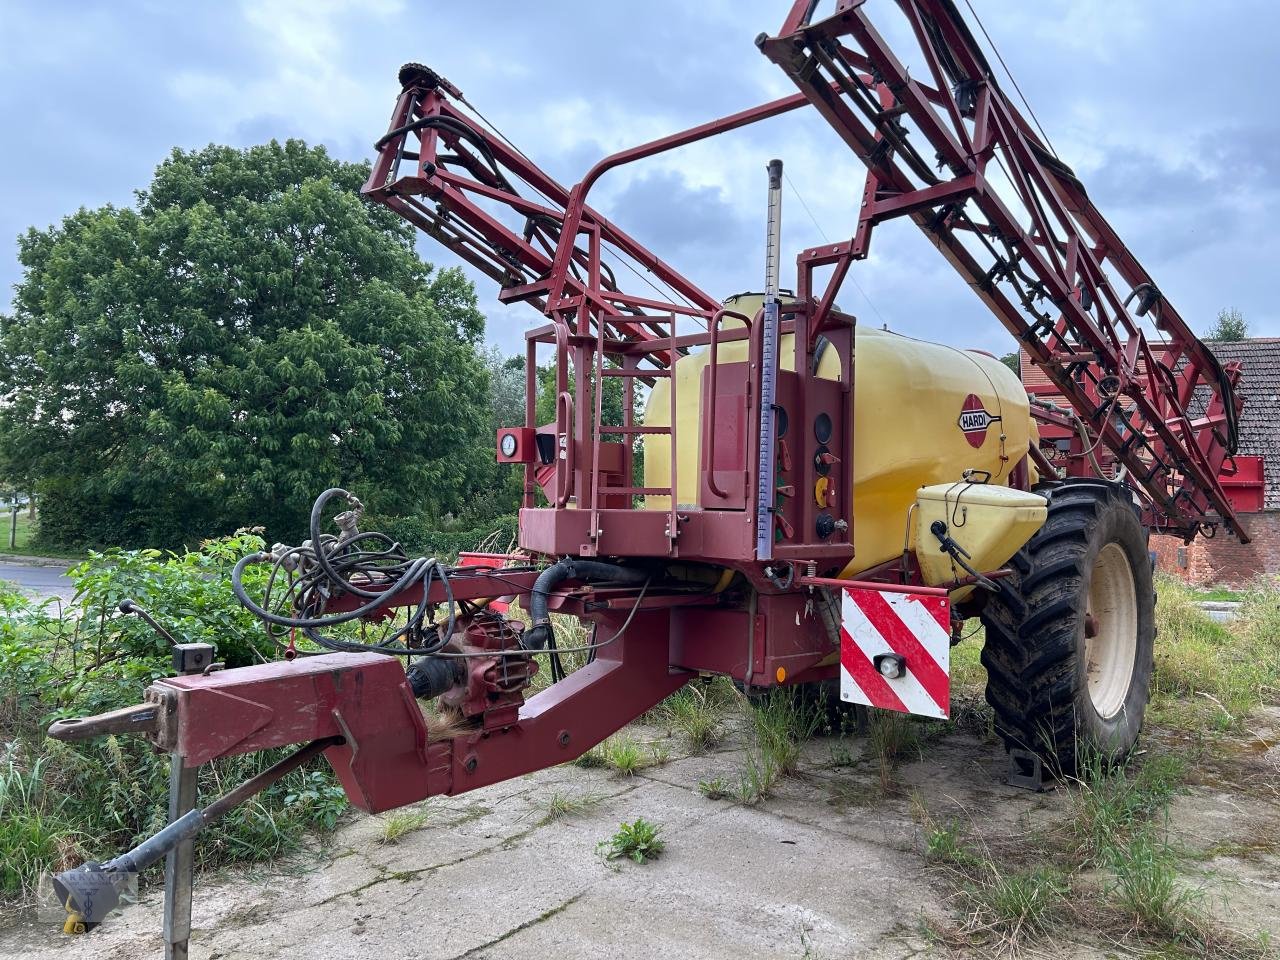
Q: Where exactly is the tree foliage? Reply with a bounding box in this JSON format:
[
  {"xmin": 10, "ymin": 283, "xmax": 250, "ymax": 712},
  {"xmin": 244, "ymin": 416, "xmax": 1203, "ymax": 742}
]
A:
[
  {"xmin": 0, "ymin": 537, "xmax": 348, "ymax": 898},
  {"xmin": 1206, "ymin": 307, "xmax": 1248, "ymax": 342},
  {"xmin": 0, "ymin": 140, "xmax": 492, "ymax": 548}
]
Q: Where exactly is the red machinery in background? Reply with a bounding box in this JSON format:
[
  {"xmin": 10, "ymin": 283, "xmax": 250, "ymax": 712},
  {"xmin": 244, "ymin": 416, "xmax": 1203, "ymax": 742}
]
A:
[{"xmin": 50, "ymin": 1, "xmax": 1246, "ymax": 949}]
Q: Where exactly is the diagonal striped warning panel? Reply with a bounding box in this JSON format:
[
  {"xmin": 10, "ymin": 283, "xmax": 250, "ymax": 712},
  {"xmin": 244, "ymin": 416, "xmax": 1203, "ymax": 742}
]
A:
[{"xmin": 839, "ymin": 586, "xmax": 951, "ymax": 720}]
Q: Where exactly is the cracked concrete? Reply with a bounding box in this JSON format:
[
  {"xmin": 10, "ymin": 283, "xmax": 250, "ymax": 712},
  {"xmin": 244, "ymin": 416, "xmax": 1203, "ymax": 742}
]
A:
[{"xmin": 2, "ymin": 715, "xmax": 1277, "ymax": 959}]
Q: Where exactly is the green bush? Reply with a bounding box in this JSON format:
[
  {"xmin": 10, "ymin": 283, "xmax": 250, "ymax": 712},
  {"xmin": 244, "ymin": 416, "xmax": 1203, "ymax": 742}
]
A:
[
  {"xmin": 0, "ymin": 533, "xmax": 348, "ymax": 903},
  {"xmin": 67, "ymin": 531, "xmax": 275, "ymax": 668},
  {"xmin": 360, "ymin": 512, "xmax": 517, "ymax": 559}
]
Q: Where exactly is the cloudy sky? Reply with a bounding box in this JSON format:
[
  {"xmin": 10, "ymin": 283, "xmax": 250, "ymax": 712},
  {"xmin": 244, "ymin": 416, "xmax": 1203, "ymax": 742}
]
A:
[{"xmin": 1, "ymin": 0, "xmax": 1275, "ymax": 357}]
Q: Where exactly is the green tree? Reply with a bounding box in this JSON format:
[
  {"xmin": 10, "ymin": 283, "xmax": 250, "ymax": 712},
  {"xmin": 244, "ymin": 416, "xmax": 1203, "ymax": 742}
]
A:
[
  {"xmin": 0, "ymin": 140, "xmax": 492, "ymax": 549},
  {"xmin": 1206, "ymin": 307, "xmax": 1248, "ymax": 341},
  {"xmin": 999, "ymin": 350, "xmax": 1020, "ymax": 376}
]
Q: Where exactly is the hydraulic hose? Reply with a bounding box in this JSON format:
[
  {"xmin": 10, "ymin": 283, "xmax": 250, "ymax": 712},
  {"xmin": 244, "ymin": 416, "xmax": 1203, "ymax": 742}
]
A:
[{"xmin": 521, "ymin": 559, "xmax": 650, "ymax": 651}]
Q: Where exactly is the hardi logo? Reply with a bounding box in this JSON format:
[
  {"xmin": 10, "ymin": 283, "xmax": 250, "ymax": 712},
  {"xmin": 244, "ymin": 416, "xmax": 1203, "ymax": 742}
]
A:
[{"xmin": 958, "ymin": 394, "xmax": 999, "ymax": 448}]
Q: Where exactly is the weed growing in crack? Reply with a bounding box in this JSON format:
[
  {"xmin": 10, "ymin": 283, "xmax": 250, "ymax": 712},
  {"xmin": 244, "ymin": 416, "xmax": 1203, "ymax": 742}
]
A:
[
  {"xmin": 923, "ymin": 821, "xmax": 981, "ymax": 871},
  {"xmin": 597, "ymin": 818, "xmax": 664, "ymax": 865},
  {"xmin": 750, "ymin": 689, "xmax": 821, "ymax": 775},
  {"xmin": 1067, "ymin": 748, "xmax": 1185, "ymax": 864},
  {"xmin": 378, "ymin": 808, "xmax": 430, "ymax": 844},
  {"xmin": 697, "ymin": 777, "xmax": 731, "ymax": 800},
  {"xmin": 578, "ymin": 735, "xmax": 668, "ymax": 776},
  {"xmin": 962, "ymin": 865, "xmax": 1069, "ymax": 943},
  {"xmin": 868, "ymin": 710, "xmax": 926, "ymax": 793},
  {"xmin": 799, "ymin": 924, "xmax": 825, "ymax": 959},
  {"xmin": 1107, "ymin": 826, "xmax": 1197, "ymax": 927},
  {"xmin": 540, "ymin": 790, "xmax": 605, "ymax": 824},
  {"xmin": 571, "ymin": 745, "xmax": 607, "ymax": 769},
  {"xmin": 734, "ymin": 749, "xmax": 781, "ymax": 805},
  {"xmin": 652, "ymin": 679, "xmax": 734, "ymax": 753},
  {"xmin": 731, "ymin": 689, "xmax": 821, "ymax": 804},
  {"xmin": 828, "ymin": 741, "xmax": 856, "ymax": 768}
]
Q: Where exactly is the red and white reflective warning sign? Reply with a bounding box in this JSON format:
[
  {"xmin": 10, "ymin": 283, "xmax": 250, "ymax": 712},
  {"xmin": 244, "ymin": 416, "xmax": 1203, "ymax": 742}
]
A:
[{"xmin": 839, "ymin": 586, "xmax": 951, "ymax": 719}]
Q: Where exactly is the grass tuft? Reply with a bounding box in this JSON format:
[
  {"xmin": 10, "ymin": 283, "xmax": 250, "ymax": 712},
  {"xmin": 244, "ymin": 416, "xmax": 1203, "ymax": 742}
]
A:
[
  {"xmin": 378, "ymin": 808, "xmax": 430, "ymax": 844},
  {"xmin": 578, "ymin": 735, "xmax": 668, "ymax": 776},
  {"xmin": 1107, "ymin": 826, "xmax": 1198, "ymax": 927},
  {"xmin": 1067, "ymin": 749, "xmax": 1185, "ymax": 864},
  {"xmin": 697, "ymin": 777, "xmax": 732, "ymax": 800},
  {"xmin": 540, "ymin": 790, "xmax": 605, "ymax": 824},
  {"xmin": 733, "ymin": 689, "xmax": 821, "ymax": 804},
  {"xmin": 652, "ymin": 679, "xmax": 734, "ymax": 753},
  {"xmin": 962, "ymin": 865, "xmax": 1069, "ymax": 943},
  {"xmin": 868, "ymin": 710, "xmax": 933, "ymax": 793}
]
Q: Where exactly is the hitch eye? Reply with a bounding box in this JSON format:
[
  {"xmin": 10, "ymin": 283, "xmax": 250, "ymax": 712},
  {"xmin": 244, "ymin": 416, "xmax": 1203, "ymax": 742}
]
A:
[{"xmin": 874, "ymin": 653, "xmax": 907, "ymax": 679}]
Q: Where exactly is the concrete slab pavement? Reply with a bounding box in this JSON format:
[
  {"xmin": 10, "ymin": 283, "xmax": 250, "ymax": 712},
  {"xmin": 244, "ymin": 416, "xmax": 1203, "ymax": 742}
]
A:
[{"xmin": 3, "ymin": 715, "xmax": 1276, "ymax": 959}]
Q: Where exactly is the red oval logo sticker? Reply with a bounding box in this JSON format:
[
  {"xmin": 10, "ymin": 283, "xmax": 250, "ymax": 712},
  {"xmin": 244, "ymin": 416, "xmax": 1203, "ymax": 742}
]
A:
[{"xmin": 958, "ymin": 394, "xmax": 998, "ymax": 448}]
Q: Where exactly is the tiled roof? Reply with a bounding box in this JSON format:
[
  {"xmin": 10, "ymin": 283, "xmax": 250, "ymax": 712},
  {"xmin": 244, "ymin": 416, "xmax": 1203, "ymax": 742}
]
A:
[
  {"xmin": 1019, "ymin": 338, "xmax": 1280, "ymax": 509},
  {"xmin": 1204, "ymin": 338, "xmax": 1280, "ymax": 510}
]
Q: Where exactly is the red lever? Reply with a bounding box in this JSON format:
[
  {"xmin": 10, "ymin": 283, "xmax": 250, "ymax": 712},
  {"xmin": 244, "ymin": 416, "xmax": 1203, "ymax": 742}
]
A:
[{"xmin": 774, "ymin": 512, "xmax": 794, "ymax": 539}]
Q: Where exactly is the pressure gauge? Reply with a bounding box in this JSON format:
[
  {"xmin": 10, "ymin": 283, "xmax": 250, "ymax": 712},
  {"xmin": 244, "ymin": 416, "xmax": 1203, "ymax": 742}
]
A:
[{"xmin": 500, "ymin": 433, "xmax": 518, "ymax": 457}]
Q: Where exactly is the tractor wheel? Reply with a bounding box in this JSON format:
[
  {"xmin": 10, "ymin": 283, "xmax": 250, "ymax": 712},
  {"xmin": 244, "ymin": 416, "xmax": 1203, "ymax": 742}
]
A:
[{"xmin": 979, "ymin": 481, "xmax": 1155, "ymax": 774}]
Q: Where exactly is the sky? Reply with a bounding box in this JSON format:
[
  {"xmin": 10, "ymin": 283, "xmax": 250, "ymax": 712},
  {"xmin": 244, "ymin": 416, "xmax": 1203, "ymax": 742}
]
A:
[{"xmin": 1, "ymin": 0, "xmax": 1277, "ymax": 359}]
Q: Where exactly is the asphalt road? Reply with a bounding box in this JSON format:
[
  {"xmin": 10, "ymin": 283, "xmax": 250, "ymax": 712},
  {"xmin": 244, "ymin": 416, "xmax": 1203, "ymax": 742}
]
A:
[{"xmin": 0, "ymin": 561, "xmax": 74, "ymax": 601}]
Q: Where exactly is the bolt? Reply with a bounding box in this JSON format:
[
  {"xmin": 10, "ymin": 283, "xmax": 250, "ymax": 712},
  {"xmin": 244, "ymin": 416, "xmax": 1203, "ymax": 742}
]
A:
[
  {"xmin": 557, "ymin": 730, "xmax": 571, "ymax": 748},
  {"xmin": 464, "ymin": 755, "xmax": 478, "ymax": 774}
]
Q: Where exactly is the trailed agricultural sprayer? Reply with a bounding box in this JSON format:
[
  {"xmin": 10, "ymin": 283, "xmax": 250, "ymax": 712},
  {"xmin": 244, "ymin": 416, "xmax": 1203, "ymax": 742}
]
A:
[{"xmin": 50, "ymin": 0, "xmax": 1246, "ymax": 950}]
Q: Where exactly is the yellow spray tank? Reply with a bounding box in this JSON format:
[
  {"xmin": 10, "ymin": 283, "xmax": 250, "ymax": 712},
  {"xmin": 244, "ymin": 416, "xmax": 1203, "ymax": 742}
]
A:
[{"xmin": 643, "ymin": 294, "xmax": 1046, "ymax": 584}]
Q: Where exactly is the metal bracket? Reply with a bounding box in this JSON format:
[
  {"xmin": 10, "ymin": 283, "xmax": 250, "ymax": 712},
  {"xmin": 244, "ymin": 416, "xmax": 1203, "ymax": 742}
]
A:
[
  {"xmin": 1006, "ymin": 748, "xmax": 1047, "ymax": 792},
  {"xmin": 163, "ymin": 645, "xmax": 212, "ymax": 960}
]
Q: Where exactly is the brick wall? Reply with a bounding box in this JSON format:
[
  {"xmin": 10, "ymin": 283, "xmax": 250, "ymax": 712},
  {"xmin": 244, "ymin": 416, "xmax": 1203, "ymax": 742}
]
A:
[{"xmin": 1151, "ymin": 510, "xmax": 1280, "ymax": 587}]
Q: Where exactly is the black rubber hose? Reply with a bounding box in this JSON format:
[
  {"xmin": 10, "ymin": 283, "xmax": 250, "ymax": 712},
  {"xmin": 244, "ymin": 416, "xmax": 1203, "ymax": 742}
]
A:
[{"xmin": 522, "ymin": 559, "xmax": 649, "ymax": 651}]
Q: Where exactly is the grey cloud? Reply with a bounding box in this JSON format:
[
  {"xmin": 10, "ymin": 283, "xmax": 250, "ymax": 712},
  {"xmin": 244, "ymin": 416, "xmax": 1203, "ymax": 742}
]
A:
[
  {"xmin": 3, "ymin": 1, "xmax": 1279, "ymax": 348},
  {"xmin": 606, "ymin": 170, "xmax": 749, "ymax": 264}
]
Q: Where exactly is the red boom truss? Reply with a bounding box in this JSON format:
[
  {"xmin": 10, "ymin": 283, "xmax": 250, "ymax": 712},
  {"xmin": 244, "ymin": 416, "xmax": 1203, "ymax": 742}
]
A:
[{"xmin": 362, "ymin": 0, "xmax": 1247, "ymax": 545}]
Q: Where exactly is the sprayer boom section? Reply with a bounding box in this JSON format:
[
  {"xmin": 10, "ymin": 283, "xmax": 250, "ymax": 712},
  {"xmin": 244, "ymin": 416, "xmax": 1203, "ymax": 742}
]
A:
[
  {"xmin": 364, "ymin": 1, "xmax": 1244, "ymax": 544},
  {"xmin": 761, "ymin": 0, "xmax": 1244, "ymax": 541}
]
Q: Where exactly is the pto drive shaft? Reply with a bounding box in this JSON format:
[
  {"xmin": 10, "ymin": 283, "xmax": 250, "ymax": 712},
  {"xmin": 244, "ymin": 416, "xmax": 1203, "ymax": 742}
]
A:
[{"xmin": 52, "ymin": 736, "xmax": 343, "ymax": 930}]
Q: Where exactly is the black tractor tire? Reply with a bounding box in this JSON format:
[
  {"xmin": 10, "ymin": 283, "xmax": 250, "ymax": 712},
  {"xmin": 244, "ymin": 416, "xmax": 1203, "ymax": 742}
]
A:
[{"xmin": 979, "ymin": 481, "xmax": 1155, "ymax": 775}]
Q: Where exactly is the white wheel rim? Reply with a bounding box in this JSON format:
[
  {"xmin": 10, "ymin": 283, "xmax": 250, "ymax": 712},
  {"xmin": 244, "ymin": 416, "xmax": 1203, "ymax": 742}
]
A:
[{"xmin": 1085, "ymin": 542, "xmax": 1138, "ymax": 719}]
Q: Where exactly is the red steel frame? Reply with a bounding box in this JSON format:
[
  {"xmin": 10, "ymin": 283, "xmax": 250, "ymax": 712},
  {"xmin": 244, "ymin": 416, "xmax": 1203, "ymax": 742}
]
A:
[
  {"xmin": 59, "ymin": 0, "xmax": 1248, "ymax": 824},
  {"xmin": 196, "ymin": 0, "xmax": 1248, "ymax": 797},
  {"xmin": 362, "ymin": 63, "xmax": 859, "ymax": 577}
]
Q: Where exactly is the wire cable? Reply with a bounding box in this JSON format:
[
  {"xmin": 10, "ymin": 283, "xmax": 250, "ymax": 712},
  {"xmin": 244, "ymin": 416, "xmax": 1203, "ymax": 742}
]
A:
[
  {"xmin": 960, "ymin": 0, "xmax": 1059, "ymax": 159},
  {"xmin": 781, "ymin": 169, "xmax": 893, "ymax": 331}
]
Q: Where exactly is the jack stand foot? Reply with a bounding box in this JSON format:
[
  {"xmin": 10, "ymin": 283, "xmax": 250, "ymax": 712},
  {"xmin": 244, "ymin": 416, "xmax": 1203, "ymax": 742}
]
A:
[{"xmin": 1006, "ymin": 748, "xmax": 1047, "ymax": 791}]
